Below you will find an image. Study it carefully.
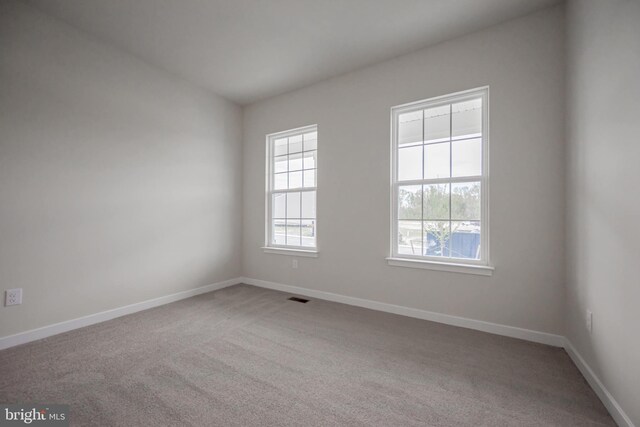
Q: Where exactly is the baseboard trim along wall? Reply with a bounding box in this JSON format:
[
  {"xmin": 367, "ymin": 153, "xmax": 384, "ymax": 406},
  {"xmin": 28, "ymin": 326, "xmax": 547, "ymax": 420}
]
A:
[
  {"xmin": 0, "ymin": 276, "xmax": 564, "ymax": 350},
  {"xmin": 241, "ymin": 277, "xmax": 634, "ymax": 426},
  {"xmin": 240, "ymin": 277, "xmax": 565, "ymax": 347},
  {"xmin": 563, "ymin": 339, "xmax": 635, "ymax": 427},
  {"xmin": 0, "ymin": 277, "xmax": 243, "ymax": 351},
  {"xmin": 0, "ymin": 277, "xmax": 633, "ymax": 427}
]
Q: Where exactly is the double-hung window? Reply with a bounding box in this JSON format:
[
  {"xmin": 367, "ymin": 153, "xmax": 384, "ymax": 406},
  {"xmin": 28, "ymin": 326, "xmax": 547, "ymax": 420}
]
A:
[
  {"xmin": 390, "ymin": 88, "xmax": 490, "ymax": 271},
  {"xmin": 266, "ymin": 125, "xmax": 318, "ymax": 253}
]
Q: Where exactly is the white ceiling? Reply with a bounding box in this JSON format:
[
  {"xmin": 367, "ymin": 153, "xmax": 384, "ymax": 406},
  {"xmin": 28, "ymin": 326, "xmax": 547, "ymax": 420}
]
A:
[{"xmin": 27, "ymin": 0, "xmax": 560, "ymax": 105}]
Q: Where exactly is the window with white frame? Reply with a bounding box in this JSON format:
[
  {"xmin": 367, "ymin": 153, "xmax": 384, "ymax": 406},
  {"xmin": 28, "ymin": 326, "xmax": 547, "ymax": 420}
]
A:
[
  {"xmin": 391, "ymin": 88, "xmax": 489, "ymax": 265},
  {"xmin": 266, "ymin": 125, "xmax": 317, "ymax": 250}
]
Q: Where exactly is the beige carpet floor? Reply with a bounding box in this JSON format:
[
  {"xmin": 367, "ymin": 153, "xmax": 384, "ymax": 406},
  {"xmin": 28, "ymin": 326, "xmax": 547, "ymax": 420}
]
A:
[{"xmin": 0, "ymin": 284, "xmax": 614, "ymax": 426}]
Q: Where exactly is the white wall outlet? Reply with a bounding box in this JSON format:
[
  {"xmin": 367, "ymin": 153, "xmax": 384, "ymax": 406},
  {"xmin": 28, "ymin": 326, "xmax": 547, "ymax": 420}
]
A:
[
  {"xmin": 5, "ymin": 288, "xmax": 23, "ymax": 306},
  {"xmin": 586, "ymin": 310, "xmax": 593, "ymax": 333},
  {"xmin": 292, "ymin": 259, "xmax": 298, "ymax": 269}
]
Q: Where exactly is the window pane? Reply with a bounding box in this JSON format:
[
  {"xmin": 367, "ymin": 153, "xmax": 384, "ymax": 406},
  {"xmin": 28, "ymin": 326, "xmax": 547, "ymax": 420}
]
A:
[
  {"xmin": 392, "ymin": 92, "xmax": 485, "ymax": 262},
  {"xmin": 289, "ymin": 134, "xmax": 303, "ymax": 154},
  {"xmin": 398, "ymin": 110, "xmax": 423, "ymax": 146},
  {"xmin": 301, "ymin": 191, "xmax": 316, "ymax": 218},
  {"xmin": 274, "ymin": 173, "xmax": 287, "ymax": 190},
  {"xmin": 272, "ymin": 220, "xmax": 286, "ymax": 245},
  {"xmin": 303, "ymin": 150, "xmax": 316, "ymax": 169},
  {"xmin": 451, "ymin": 182, "xmax": 481, "ymax": 220},
  {"xmin": 423, "ymin": 184, "xmax": 449, "ymax": 220},
  {"xmin": 273, "ymin": 193, "xmax": 286, "ymax": 218},
  {"xmin": 288, "ymin": 152, "xmax": 303, "ymax": 172},
  {"xmin": 269, "ymin": 127, "xmax": 317, "ymax": 250},
  {"xmin": 301, "ymin": 220, "xmax": 316, "ymax": 247},
  {"xmin": 274, "ymin": 155, "xmax": 287, "ymax": 173},
  {"xmin": 424, "ymin": 221, "xmax": 451, "ymax": 257},
  {"xmin": 452, "ymin": 138, "xmax": 481, "ymax": 177},
  {"xmin": 274, "ymin": 138, "xmax": 288, "ymax": 156},
  {"xmin": 424, "ymin": 142, "xmax": 450, "ymax": 179},
  {"xmin": 286, "ymin": 191, "xmax": 301, "ymax": 219},
  {"xmin": 398, "ymin": 185, "xmax": 421, "ymax": 220},
  {"xmin": 398, "ymin": 145, "xmax": 422, "ymax": 181},
  {"xmin": 398, "ymin": 220, "xmax": 422, "ymax": 256},
  {"xmin": 452, "ymin": 98, "xmax": 482, "ymax": 138},
  {"xmin": 424, "ymin": 105, "xmax": 450, "ymax": 143},
  {"xmin": 303, "ymin": 132, "xmax": 317, "ymax": 151},
  {"xmin": 303, "ymin": 170, "xmax": 316, "ymax": 188},
  {"xmin": 286, "ymin": 220, "xmax": 301, "ymax": 246},
  {"xmin": 450, "ymin": 221, "xmax": 481, "ymax": 260},
  {"xmin": 289, "ymin": 171, "xmax": 302, "ymax": 189}
]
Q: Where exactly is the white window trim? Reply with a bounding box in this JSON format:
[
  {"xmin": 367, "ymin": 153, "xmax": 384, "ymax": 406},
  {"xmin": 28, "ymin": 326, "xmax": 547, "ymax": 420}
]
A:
[
  {"xmin": 389, "ymin": 87, "xmax": 492, "ymax": 274},
  {"xmin": 262, "ymin": 247, "xmax": 319, "ymax": 258},
  {"xmin": 265, "ymin": 124, "xmax": 318, "ymax": 254},
  {"xmin": 386, "ymin": 257, "xmax": 493, "ymax": 276}
]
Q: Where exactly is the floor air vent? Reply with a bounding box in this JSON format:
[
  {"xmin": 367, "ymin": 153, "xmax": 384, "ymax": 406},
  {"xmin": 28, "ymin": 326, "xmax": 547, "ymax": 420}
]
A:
[{"xmin": 288, "ymin": 297, "xmax": 309, "ymax": 303}]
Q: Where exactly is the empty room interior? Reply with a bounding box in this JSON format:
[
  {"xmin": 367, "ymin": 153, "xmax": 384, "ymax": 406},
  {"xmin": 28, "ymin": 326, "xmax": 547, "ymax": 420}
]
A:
[{"xmin": 1, "ymin": 0, "xmax": 639, "ymax": 425}]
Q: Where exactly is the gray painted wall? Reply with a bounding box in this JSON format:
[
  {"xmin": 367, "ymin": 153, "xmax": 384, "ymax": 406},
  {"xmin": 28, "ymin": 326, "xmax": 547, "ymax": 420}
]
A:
[
  {"xmin": 2, "ymin": 1, "xmax": 637, "ymax": 422},
  {"xmin": 242, "ymin": 7, "xmax": 566, "ymax": 335},
  {"xmin": 0, "ymin": 0, "xmax": 243, "ymax": 338},
  {"xmin": 566, "ymin": 0, "xmax": 640, "ymax": 424}
]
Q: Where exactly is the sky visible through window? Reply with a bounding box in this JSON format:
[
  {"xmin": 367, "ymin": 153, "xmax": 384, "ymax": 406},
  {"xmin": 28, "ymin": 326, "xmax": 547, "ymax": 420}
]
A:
[
  {"xmin": 269, "ymin": 128, "xmax": 317, "ymax": 249},
  {"xmin": 395, "ymin": 97, "xmax": 484, "ymax": 260}
]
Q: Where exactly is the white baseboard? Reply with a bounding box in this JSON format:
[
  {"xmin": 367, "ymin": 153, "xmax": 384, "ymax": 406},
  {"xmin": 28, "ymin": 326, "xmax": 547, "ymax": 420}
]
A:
[
  {"xmin": 241, "ymin": 277, "xmax": 636, "ymax": 426},
  {"xmin": 239, "ymin": 277, "xmax": 565, "ymax": 347},
  {"xmin": 563, "ymin": 339, "xmax": 635, "ymax": 427},
  {"xmin": 2, "ymin": 276, "xmax": 632, "ymax": 427},
  {"xmin": 241, "ymin": 277, "xmax": 637, "ymax": 425},
  {"xmin": 0, "ymin": 277, "xmax": 242, "ymax": 351}
]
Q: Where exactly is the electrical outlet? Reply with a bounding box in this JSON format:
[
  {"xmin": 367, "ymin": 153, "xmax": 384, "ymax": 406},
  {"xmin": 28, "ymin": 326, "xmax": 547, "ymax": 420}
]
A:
[
  {"xmin": 292, "ymin": 259, "xmax": 298, "ymax": 269},
  {"xmin": 5, "ymin": 288, "xmax": 22, "ymax": 306},
  {"xmin": 586, "ymin": 310, "xmax": 592, "ymax": 333}
]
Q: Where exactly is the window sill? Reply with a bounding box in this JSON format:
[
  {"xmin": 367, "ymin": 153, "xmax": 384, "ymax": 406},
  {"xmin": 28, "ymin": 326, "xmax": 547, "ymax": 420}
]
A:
[
  {"xmin": 262, "ymin": 247, "xmax": 319, "ymax": 258},
  {"xmin": 386, "ymin": 257, "xmax": 494, "ymax": 276}
]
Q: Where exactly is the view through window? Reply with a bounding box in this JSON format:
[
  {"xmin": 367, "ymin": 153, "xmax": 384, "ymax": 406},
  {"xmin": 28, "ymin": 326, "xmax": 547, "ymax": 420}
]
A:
[
  {"xmin": 266, "ymin": 125, "xmax": 317, "ymax": 250},
  {"xmin": 391, "ymin": 88, "xmax": 488, "ymax": 264}
]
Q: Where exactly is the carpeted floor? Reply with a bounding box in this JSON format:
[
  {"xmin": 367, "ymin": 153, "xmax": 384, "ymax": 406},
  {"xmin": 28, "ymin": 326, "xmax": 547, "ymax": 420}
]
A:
[{"xmin": 0, "ymin": 284, "xmax": 614, "ymax": 426}]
